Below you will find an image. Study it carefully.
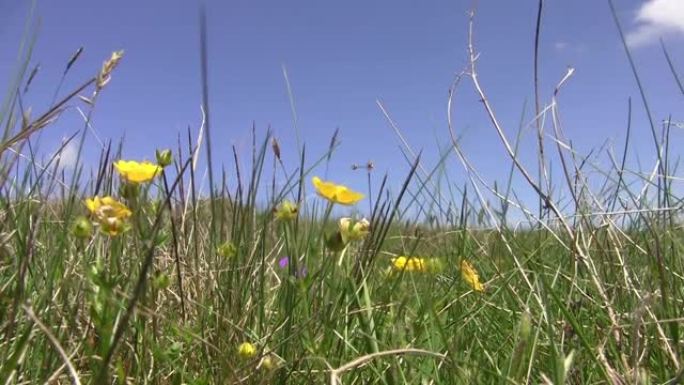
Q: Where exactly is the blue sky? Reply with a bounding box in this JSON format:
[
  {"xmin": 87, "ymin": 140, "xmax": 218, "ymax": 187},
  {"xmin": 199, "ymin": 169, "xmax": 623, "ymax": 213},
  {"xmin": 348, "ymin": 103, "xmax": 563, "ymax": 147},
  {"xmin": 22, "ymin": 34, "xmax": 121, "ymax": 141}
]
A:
[{"xmin": 1, "ymin": 0, "xmax": 683, "ymax": 218}]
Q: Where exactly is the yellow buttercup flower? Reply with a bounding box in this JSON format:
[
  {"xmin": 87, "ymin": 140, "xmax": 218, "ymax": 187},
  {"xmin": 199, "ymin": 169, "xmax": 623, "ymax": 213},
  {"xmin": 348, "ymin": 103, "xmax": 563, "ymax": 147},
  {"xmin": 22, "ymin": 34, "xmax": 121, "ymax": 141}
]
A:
[
  {"xmin": 100, "ymin": 217, "xmax": 130, "ymax": 236},
  {"xmin": 391, "ymin": 256, "xmax": 427, "ymax": 273},
  {"xmin": 84, "ymin": 196, "xmax": 132, "ymax": 236},
  {"xmin": 311, "ymin": 176, "xmax": 364, "ymax": 206},
  {"xmin": 460, "ymin": 259, "xmax": 484, "ymax": 292},
  {"xmin": 85, "ymin": 196, "xmax": 132, "ymax": 220},
  {"xmin": 114, "ymin": 160, "xmax": 162, "ymax": 183},
  {"xmin": 237, "ymin": 342, "xmax": 257, "ymax": 359}
]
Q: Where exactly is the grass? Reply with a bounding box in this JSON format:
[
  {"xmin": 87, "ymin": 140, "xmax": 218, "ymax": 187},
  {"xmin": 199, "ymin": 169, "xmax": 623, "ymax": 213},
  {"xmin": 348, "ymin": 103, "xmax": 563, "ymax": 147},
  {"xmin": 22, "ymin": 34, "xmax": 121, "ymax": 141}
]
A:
[{"xmin": 1, "ymin": 5, "xmax": 684, "ymax": 385}]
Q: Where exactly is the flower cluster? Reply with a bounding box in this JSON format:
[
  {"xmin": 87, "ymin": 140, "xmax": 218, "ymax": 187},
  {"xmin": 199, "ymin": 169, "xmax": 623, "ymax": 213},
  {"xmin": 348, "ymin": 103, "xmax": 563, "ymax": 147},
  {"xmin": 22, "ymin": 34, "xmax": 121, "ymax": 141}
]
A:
[
  {"xmin": 84, "ymin": 196, "xmax": 132, "ymax": 236},
  {"xmin": 389, "ymin": 256, "xmax": 445, "ymax": 274},
  {"xmin": 391, "ymin": 256, "xmax": 428, "ymax": 272},
  {"xmin": 309, "ymin": 176, "xmax": 369, "ymax": 251},
  {"xmin": 308, "ymin": 175, "xmax": 485, "ymax": 292},
  {"xmin": 388, "ymin": 256, "xmax": 484, "ymax": 290},
  {"xmin": 326, "ymin": 217, "xmax": 371, "ymax": 252},
  {"xmin": 82, "ymin": 154, "xmax": 170, "ymax": 237},
  {"xmin": 236, "ymin": 340, "xmax": 282, "ymax": 371}
]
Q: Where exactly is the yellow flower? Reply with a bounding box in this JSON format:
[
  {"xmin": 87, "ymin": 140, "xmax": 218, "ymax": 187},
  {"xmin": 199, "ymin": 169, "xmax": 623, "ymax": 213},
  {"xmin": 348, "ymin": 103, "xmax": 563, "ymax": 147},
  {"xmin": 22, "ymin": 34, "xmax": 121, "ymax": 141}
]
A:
[
  {"xmin": 274, "ymin": 200, "xmax": 298, "ymax": 221},
  {"xmin": 237, "ymin": 342, "xmax": 257, "ymax": 359},
  {"xmin": 339, "ymin": 217, "xmax": 370, "ymax": 243},
  {"xmin": 84, "ymin": 196, "xmax": 132, "ymax": 236},
  {"xmin": 311, "ymin": 176, "xmax": 364, "ymax": 205},
  {"xmin": 101, "ymin": 217, "xmax": 130, "ymax": 236},
  {"xmin": 85, "ymin": 196, "xmax": 132, "ymax": 220},
  {"xmin": 114, "ymin": 160, "xmax": 162, "ymax": 183},
  {"xmin": 391, "ymin": 256, "xmax": 427, "ymax": 272},
  {"xmin": 460, "ymin": 259, "xmax": 484, "ymax": 292}
]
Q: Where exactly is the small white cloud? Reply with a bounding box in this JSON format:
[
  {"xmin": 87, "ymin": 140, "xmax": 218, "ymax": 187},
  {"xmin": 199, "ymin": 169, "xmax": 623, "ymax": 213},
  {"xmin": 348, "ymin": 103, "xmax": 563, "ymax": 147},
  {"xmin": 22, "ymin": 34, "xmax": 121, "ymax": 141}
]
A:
[
  {"xmin": 626, "ymin": 0, "xmax": 684, "ymax": 47},
  {"xmin": 554, "ymin": 41, "xmax": 568, "ymax": 51},
  {"xmin": 553, "ymin": 41, "xmax": 587, "ymax": 55},
  {"xmin": 56, "ymin": 139, "xmax": 78, "ymax": 170}
]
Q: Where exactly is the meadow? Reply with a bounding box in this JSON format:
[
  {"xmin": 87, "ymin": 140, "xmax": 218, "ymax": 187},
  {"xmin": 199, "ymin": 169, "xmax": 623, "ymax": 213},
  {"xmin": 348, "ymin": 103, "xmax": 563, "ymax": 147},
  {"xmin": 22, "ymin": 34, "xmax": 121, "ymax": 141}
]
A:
[{"xmin": 1, "ymin": 7, "xmax": 684, "ymax": 385}]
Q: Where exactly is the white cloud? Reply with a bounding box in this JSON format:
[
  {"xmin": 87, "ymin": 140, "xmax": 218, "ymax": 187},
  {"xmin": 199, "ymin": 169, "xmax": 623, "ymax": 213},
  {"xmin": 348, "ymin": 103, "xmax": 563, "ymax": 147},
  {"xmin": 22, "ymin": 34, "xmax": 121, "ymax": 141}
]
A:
[
  {"xmin": 554, "ymin": 41, "xmax": 568, "ymax": 51},
  {"xmin": 56, "ymin": 139, "xmax": 78, "ymax": 170},
  {"xmin": 626, "ymin": 0, "xmax": 684, "ymax": 47},
  {"xmin": 553, "ymin": 41, "xmax": 586, "ymax": 55}
]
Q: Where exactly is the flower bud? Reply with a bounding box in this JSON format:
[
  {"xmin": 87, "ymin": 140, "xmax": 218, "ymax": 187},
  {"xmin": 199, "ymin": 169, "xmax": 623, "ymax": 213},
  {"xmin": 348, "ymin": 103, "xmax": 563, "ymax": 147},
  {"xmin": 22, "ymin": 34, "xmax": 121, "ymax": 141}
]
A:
[
  {"xmin": 260, "ymin": 354, "xmax": 281, "ymax": 371},
  {"xmin": 339, "ymin": 217, "xmax": 370, "ymax": 243},
  {"xmin": 237, "ymin": 342, "xmax": 257, "ymax": 359},
  {"xmin": 156, "ymin": 149, "xmax": 173, "ymax": 167},
  {"xmin": 271, "ymin": 137, "xmax": 281, "ymax": 160},
  {"xmin": 274, "ymin": 200, "xmax": 298, "ymax": 221},
  {"xmin": 153, "ymin": 272, "xmax": 171, "ymax": 290},
  {"xmin": 72, "ymin": 217, "xmax": 93, "ymax": 239}
]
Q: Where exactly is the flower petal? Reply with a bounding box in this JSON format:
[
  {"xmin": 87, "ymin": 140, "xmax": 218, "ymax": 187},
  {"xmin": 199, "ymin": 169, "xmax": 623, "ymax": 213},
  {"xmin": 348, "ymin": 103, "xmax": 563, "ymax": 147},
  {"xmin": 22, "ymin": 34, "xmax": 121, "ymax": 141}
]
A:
[
  {"xmin": 311, "ymin": 176, "xmax": 364, "ymax": 205},
  {"xmin": 336, "ymin": 189, "xmax": 365, "ymax": 205},
  {"xmin": 114, "ymin": 160, "xmax": 161, "ymax": 183}
]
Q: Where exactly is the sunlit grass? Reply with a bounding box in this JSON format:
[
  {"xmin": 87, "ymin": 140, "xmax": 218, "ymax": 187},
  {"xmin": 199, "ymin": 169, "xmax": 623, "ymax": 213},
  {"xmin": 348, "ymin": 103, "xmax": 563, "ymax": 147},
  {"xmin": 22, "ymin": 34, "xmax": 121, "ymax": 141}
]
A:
[{"xmin": 1, "ymin": 6, "xmax": 683, "ymax": 385}]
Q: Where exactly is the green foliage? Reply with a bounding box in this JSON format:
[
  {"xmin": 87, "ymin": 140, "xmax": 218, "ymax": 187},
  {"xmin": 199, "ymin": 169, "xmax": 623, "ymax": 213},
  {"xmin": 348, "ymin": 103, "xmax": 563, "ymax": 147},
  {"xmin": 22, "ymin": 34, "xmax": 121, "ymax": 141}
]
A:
[{"xmin": 1, "ymin": 7, "xmax": 683, "ymax": 385}]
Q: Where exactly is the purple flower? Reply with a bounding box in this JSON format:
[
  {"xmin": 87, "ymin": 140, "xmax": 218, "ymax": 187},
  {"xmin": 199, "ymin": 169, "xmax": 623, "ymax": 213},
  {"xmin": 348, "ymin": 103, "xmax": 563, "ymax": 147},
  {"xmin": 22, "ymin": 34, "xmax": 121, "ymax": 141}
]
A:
[{"xmin": 278, "ymin": 256, "xmax": 307, "ymax": 278}]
